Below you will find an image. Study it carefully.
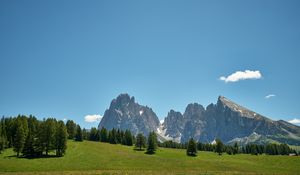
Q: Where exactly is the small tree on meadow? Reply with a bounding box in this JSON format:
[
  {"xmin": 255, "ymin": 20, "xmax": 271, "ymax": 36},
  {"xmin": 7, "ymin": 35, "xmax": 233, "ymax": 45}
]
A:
[
  {"xmin": 74, "ymin": 125, "xmax": 83, "ymax": 142},
  {"xmin": 146, "ymin": 131, "xmax": 157, "ymax": 154},
  {"xmin": 135, "ymin": 133, "xmax": 146, "ymax": 150},
  {"xmin": 186, "ymin": 138, "xmax": 197, "ymax": 156},
  {"xmin": 215, "ymin": 138, "xmax": 224, "ymax": 155}
]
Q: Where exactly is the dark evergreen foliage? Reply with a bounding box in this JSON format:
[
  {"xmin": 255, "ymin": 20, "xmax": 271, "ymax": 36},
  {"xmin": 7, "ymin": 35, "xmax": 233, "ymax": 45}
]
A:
[
  {"xmin": 99, "ymin": 127, "xmax": 108, "ymax": 142},
  {"xmin": 186, "ymin": 138, "xmax": 197, "ymax": 156},
  {"xmin": 74, "ymin": 124, "xmax": 83, "ymax": 142},
  {"xmin": 13, "ymin": 119, "xmax": 26, "ymax": 157},
  {"xmin": 215, "ymin": 138, "xmax": 224, "ymax": 155},
  {"xmin": 124, "ymin": 130, "xmax": 133, "ymax": 146},
  {"xmin": 135, "ymin": 133, "xmax": 146, "ymax": 150},
  {"xmin": 146, "ymin": 131, "xmax": 157, "ymax": 154},
  {"xmin": 66, "ymin": 120, "xmax": 76, "ymax": 139},
  {"xmin": 55, "ymin": 121, "xmax": 68, "ymax": 156},
  {"xmin": 89, "ymin": 127, "xmax": 99, "ymax": 141}
]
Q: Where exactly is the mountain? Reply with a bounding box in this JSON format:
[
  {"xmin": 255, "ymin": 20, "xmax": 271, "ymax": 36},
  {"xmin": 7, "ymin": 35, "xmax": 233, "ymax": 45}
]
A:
[
  {"xmin": 98, "ymin": 93, "xmax": 160, "ymax": 136},
  {"xmin": 99, "ymin": 93, "xmax": 300, "ymax": 146},
  {"xmin": 163, "ymin": 96, "xmax": 300, "ymax": 145}
]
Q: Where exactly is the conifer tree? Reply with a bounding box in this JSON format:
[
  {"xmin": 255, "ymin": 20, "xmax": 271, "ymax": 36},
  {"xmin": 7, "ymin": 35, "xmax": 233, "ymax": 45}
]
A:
[
  {"xmin": 55, "ymin": 121, "xmax": 67, "ymax": 156},
  {"xmin": 74, "ymin": 124, "xmax": 83, "ymax": 141},
  {"xmin": 146, "ymin": 131, "xmax": 157, "ymax": 154},
  {"xmin": 124, "ymin": 130, "xmax": 133, "ymax": 146},
  {"xmin": 99, "ymin": 127, "xmax": 108, "ymax": 142},
  {"xmin": 14, "ymin": 120, "xmax": 26, "ymax": 157},
  {"xmin": 44, "ymin": 118, "xmax": 56, "ymax": 155},
  {"xmin": 0, "ymin": 117, "xmax": 7, "ymax": 153},
  {"xmin": 109, "ymin": 128, "xmax": 117, "ymax": 144},
  {"xmin": 22, "ymin": 115, "xmax": 38, "ymax": 157},
  {"xmin": 0, "ymin": 136, "xmax": 4, "ymax": 153},
  {"xmin": 89, "ymin": 127, "xmax": 98, "ymax": 141},
  {"xmin": 82, "ymin": 128, "xmax": 88, "ymax": 140},
  {"xmin": 116, "ymin": 129, "xmax": 122, "ymax": 144},
  {"xmin": 135, "ymin": 133, "xmax": 146, "ymax": 150},
  {"xmin": 186, "ymin": 138, "xmax": 197, "ymax": 156},
  {"xmin": 215, "ymin": 138, "xmax": 224, "ymax": 155},
  {"xmin": 233, "ymin": 142, "xmax": 239, "ymax": 155},
  {"xmin": 66, "ymin": 120, "xmax": 76, "ymax": 139}
]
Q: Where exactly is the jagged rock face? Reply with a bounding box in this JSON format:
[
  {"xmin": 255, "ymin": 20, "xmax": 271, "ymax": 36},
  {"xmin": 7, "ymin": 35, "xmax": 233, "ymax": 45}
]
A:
[
  {"xmin": 98, "ymin": 94, "xmax": 160, "ymax": 136},
  {"xmin": 179, "ymin": 96, "xmax": 300, "ymax": 145},
  {"xmin": 181, "ymin": 103, "xmax": 206, "ymax": 142},
  {"xmin": 163, "ymin": 110, "xmax": 184, "ymax": 139},
  {"xmin": 99, "ymin": 94, "xmax": 300, "ymax": 145}
]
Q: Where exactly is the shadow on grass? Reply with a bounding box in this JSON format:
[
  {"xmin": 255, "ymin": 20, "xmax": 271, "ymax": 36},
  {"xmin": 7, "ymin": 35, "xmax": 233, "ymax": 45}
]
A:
[
  {"xmin": 187, "ymin": 154, "xmax": 197, "ymax": 157},
  {"xmin": 133, "ymin": 148, "xmax": 145, "ymax": 151},
  {"xmin": 5, "ymin": 154, "xmax": 62, "ymax": 159},
  {"xmin": 145, "ymin": 151, "xmax": 155, "ymax": 155}
]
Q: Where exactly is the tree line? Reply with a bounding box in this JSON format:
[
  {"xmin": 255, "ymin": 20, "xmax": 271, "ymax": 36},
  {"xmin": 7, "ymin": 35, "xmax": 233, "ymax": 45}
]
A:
[
  {"xmin": 82, "ymin": 126, "xmax": 158, "ymax": 154},
  {"xmin": 183, "ymin": 138, "xmax": 298, "ymax": 157},
  {"xmin": 0, "ymin": 115, "xmax": 67, "ymax": 157},
  {"xmin": 2, "ymin": 116, "xmax": 298, "ymax": 158}
]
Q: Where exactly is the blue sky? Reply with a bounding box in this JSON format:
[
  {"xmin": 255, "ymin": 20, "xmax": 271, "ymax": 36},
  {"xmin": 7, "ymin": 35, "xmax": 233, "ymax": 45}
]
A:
[{"xmin": 1, "ymin": 0, "xmax": 300, "ymax": 128}]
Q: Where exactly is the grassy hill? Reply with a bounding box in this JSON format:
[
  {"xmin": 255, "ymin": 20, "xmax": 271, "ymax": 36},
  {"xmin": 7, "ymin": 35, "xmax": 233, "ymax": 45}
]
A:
[{"xmin": 0, "ymin": 140, "xmax": 300, "ymax": 175}]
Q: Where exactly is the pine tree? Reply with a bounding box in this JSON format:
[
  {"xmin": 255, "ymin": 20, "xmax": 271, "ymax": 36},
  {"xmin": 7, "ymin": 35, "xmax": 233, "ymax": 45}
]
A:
[
  {"xmin": 0, "ymin": 117, "xmax": 7, "ymax": 153},
  {"xmin": 55, "ymin": 121, "xmax": 67, "ymax": 156},
  {"xmin": 124, "ymin": 130, "xmax": 133, "ymax": 146},
  {"xmin": 233, "ymin": 142, "xmax": 239, "ymax": 155},
  {"xmin": 44, "ymin": 118, "xmax": 56, "ymax": 155},
  {"xmin": 146, "ymin": 131, "xmax": 157, "ymax": 154},
  {"xmin": 135, "ymin": 133, "xmax": 146, "ymax": 150},
  {"xmin": 13, "ymin": 120, "xmax": 26, "ymax": 157},
  {"xmin": 0, "ymin": 136, "xmax": 4, "ymax": 153},
  {"xmin": 186, "ymin": 138, "xmax": 197, "ymax": 156},
  {"xmin": 66, "ymin": 120, "xmax": 76, "ymax": 139},
  {"xmin": 82, "ymin": 128, "xmax": 88, "ymax": 140},
  {"xmin": 215, "ymin": 138, "xmax": 223, "ymax": 155},
  {"xmin": 109, "ymin": 128, "xmax": 117, "ymax": 144},
  {"xmin": 99, "ymin": 127, "xmax": 108, "ymax": 142},
  {"xmin": 0, "ymin": 127, "xmax": 4, "ymax": 153},
  {"xmin": 116, "ymin": 129, "xmax": 122, "ymax": 144},
  {"xmin": 4, "ymin": 117, "xmax": 14, "ymax": 148},
  {"xmin": 22, "ymin": 115, "xmax": 38, "ymax": 157},
  {"xmin": 89, "ymin": 127, "xmax": 98, "ymax": 141},
  {"xmin": 74, "ymin": 125, "xmax": 83, "ymax": 141}
]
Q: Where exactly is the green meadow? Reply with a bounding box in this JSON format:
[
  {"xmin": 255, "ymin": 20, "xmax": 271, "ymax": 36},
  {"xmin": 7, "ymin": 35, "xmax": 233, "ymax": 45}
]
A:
[{"xmin": 0, "ymin": 140, "xmax": 299, "ymax": 175}]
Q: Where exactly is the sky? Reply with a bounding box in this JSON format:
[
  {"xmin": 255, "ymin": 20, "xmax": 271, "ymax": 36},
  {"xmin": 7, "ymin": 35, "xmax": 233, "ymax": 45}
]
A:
[{"xmin": 0, "ymin": 0, "xmax": 300, "ymax": 128}]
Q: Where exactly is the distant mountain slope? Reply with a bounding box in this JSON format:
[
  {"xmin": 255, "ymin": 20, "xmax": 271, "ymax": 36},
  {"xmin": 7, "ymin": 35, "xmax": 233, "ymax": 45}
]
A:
[
  {"xmin": 163, "ymin": 96, "xmax": 300, "ymax": 145},
  {"xmin": 99, "ymin": 94, "xmax": 300, "ymax": 145}
]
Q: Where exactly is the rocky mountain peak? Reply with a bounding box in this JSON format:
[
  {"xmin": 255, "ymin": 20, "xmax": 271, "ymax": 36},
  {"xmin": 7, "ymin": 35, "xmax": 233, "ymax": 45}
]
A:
[
  {"xmin": 99, "ymin": 93, "xmax": 160, "ymax": 136},
  {"xmin": 161, "ymin": 109, "xmax": 184, "ymax": 142},
  {"xmin": 99, "ymin": 94, "xmax": 300, "ymax": 146},
  {"xmin": 110, "ymin": 93, "xmax": 135, "ymax": 109},
  {"xmin": 183, "ymin": 103, "xmax": 205, "ymax": 118}
]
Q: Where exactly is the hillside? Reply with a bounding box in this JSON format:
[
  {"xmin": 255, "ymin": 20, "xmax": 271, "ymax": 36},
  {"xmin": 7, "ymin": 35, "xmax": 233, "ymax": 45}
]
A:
[{"xmin": 0, "ymin": 141, "xmax": 300, "ymax": 175}]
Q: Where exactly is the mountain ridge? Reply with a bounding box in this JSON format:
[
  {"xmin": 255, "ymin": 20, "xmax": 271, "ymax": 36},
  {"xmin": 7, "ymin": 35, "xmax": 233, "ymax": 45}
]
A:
[{"xmin": 99, "ymin": 93, "xmax": 300, "ymax": 145}]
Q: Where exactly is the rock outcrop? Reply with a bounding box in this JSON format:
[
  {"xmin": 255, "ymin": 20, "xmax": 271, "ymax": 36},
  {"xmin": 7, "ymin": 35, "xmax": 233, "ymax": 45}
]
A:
[{"xmin": 98, "ymin": 93, "xmax": 160, "ymax": 136}]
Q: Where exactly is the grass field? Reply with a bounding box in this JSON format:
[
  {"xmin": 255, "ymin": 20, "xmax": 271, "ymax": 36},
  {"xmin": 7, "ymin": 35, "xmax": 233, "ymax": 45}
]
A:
[{"xmin": 0, "ymin": 141, "xmax": 300, "ymax": 175}]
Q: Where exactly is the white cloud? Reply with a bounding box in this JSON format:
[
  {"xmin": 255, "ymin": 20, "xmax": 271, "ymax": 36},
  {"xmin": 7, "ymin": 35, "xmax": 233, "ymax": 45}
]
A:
[
  {"xmin": 220, "ymin": 70, "xmax": 262, "ymax": 83},
  {"xmin": 265, "ymin": 94, "xmax": 276, "ymax": 99},
  {"xmin": 63, "ymin": 118, "xmax": 67, "ymax": 122},
  {"xmin": 288, "ymin": 118, "xmax": 300, "ymax": 124},
  {"xmin": 84, "ymin": 114, "xmax": 102, "ymax": 123}
]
